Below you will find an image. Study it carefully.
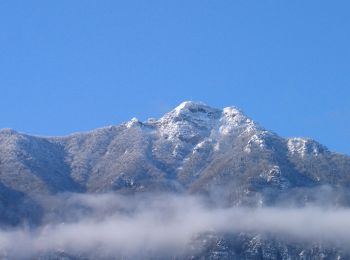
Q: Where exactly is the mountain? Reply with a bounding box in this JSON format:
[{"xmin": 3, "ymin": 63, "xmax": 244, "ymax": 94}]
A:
[
  {"xmin": 1, "ymin": 101, "xmax": 350, "ymax": 259},
  {"xmin": 1, "ymin": 101, "xmax": 349, "ymax": 200}
]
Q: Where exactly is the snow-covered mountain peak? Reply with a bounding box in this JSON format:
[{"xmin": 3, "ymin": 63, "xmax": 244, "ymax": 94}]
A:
[
  {"xmin": 174, "ymin": 101, "xmax": 204, "ymax": 114},
  {"xmin": 157, "ymin": 102, "xmax": 221, "ymax": 142},
  {"xmin": 156, "ymin": 102, "xmax": 266, "ymax": 141},
  {"xmin": 169, "ymin": 101, "xmax": 221, "ymax": 118}
]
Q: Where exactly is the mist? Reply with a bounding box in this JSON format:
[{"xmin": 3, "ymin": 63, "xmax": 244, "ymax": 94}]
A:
[{"xmin": 1, "ymin": 192, "xmax": 350, "ymax": 258}]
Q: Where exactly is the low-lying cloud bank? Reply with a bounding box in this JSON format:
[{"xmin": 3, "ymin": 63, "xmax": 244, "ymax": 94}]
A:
[{"xmin": 1, "ymin": 193, "xmax": 350, "ymax": 258}]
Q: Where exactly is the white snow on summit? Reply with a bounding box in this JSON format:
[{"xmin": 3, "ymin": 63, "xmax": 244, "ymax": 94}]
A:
[
  {"xmin": 126, "ymin": 117, "xmax": 141, "ymax": 128},
  {"xmin": 157, "ymin": 101, "xmax": 221, "ymax": 142}
]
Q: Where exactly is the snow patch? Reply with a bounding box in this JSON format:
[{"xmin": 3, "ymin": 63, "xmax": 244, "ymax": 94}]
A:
[
  {"xmin": 158, "ymin": 101, "xmax": 220, "ymax": 142},
  {"xmin": 126, "ymin": 118, "xmax": 140, "ymax": 128},
  {"xmin": 244, "ymin": 133, "xmax": 266, "ymax": 152},
  {"xmin": 173, "ymin": 101, "xmax": 208, "ymax": 116},
  {"xmin": 287, "ymin": 138, "xmax": 324, "ymax": 157},
  {"xmin": 260, "ymin": 166, "xmax": 290, "ymax": 190},
  {"xmin": 220, "ymin": 107, "xmax": 256, "ymax": 136}
]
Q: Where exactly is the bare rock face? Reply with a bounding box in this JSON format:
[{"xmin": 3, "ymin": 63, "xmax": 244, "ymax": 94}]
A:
[{"xmin": 1, "ymin": 101, "xmax": 350, "ymax": 259}]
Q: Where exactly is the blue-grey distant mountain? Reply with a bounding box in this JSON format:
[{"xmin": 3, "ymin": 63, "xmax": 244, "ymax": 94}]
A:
[{"xmin": 1, "ymin": 101, "xmax": 350, "ymax": 259}]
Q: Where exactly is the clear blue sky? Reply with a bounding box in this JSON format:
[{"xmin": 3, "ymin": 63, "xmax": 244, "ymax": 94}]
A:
[{"xmin": 1, "ymin": 1, "xmax": 349, "ymax": 154}]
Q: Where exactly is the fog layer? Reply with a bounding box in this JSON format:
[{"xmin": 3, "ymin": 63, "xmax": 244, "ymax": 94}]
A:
[{"xmin": 1, "ymin": 193, "xmax": 350, "ymax": 258}]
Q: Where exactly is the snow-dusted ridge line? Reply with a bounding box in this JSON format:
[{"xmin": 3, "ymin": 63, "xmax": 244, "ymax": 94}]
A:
[{"xmin": 0, "ymin": 101, "xmax": 329, "ymax": 158}]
